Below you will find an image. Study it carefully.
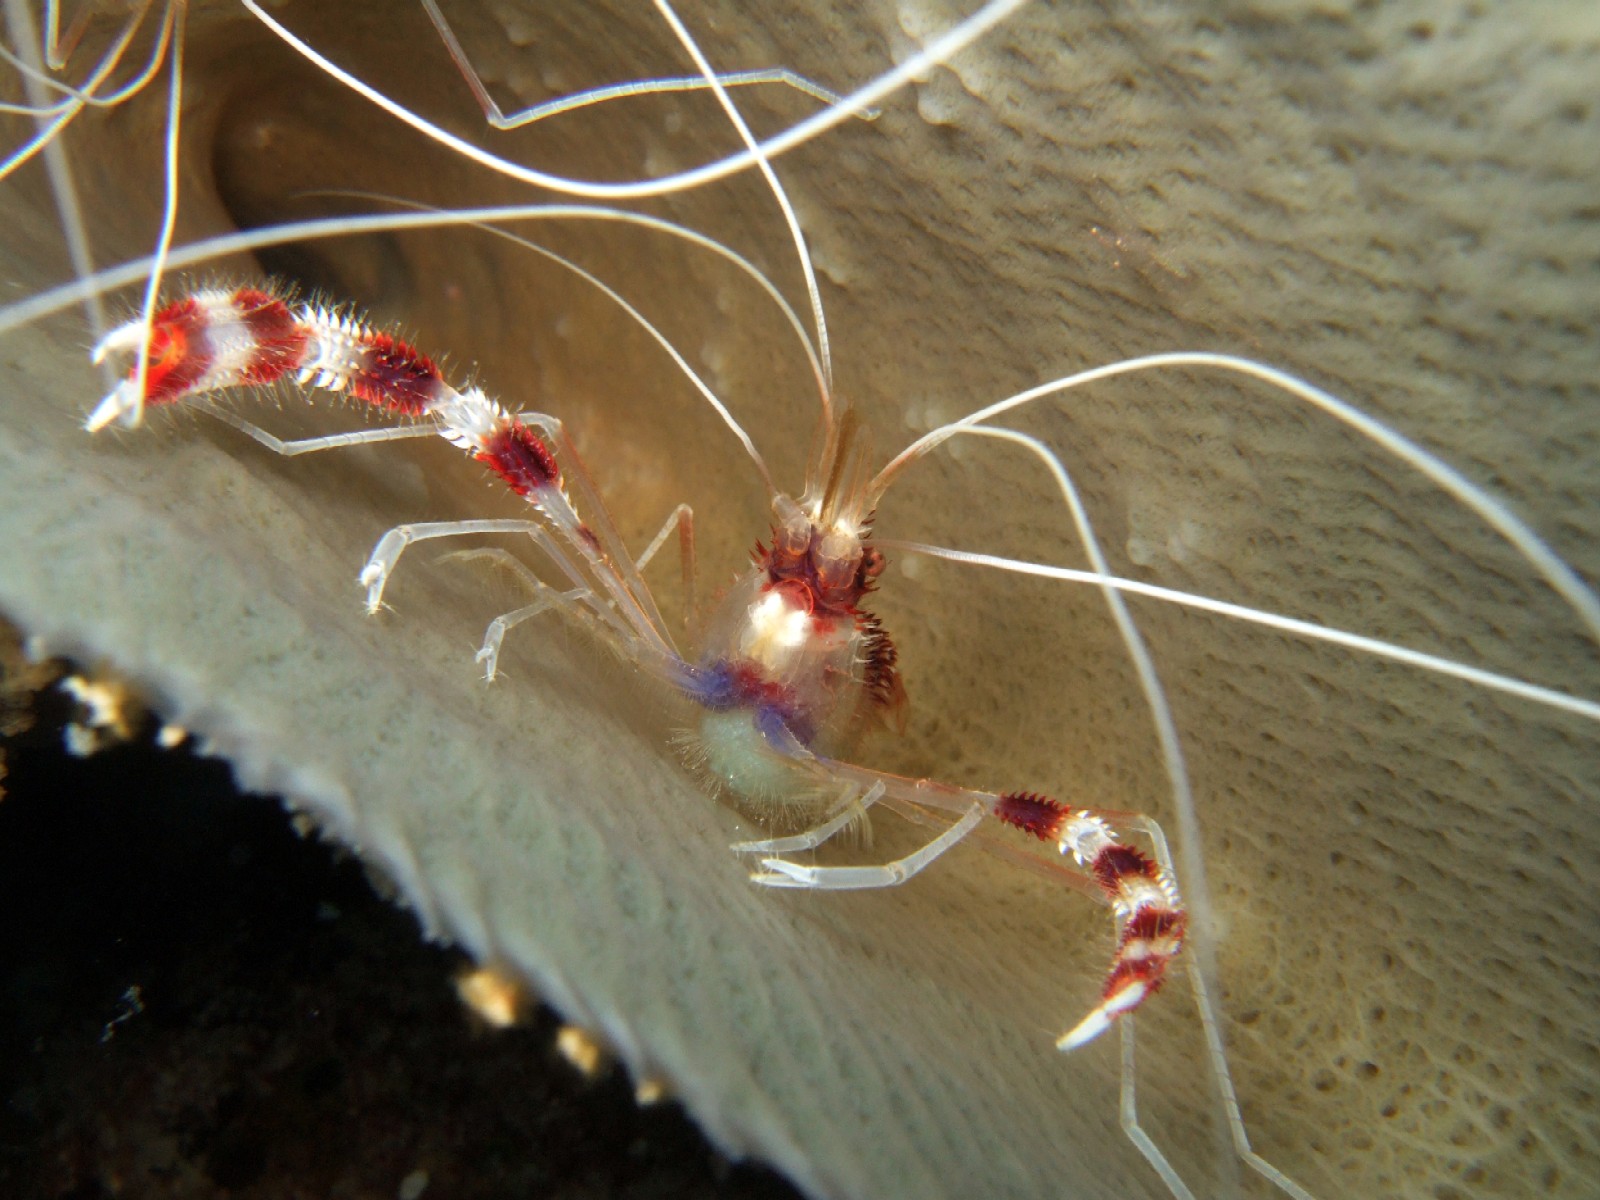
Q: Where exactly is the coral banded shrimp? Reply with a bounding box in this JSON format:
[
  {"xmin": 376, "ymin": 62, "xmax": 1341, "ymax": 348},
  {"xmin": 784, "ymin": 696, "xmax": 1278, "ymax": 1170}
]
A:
[{"xmin": 2, "ymin": 2, "xmax": 1598, "ymax": 1198}]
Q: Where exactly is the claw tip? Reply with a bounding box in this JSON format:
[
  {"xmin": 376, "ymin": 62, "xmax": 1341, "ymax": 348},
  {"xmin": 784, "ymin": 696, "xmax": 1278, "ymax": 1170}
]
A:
[
  {"xmin": 1057, "ymin": 979, "xmax": 1151, "ymax": 1051},
  {"xmin": 90, "ymin": 319, "xmax": 148, "ymax": 366},
  {"xmin": 84, "ymin": 384, "xmax": 142, "ymax": 433},
  {"xmin": 1056, "ymin": 1010, "xmax": 1112, "ymax": 1051}
]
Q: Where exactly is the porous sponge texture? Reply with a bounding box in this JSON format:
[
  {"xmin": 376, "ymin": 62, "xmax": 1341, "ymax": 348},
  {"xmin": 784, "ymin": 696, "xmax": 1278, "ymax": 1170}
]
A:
[{"xmin": 0, "ymin": 2, "xmax": 1595, "ymax": 1198}]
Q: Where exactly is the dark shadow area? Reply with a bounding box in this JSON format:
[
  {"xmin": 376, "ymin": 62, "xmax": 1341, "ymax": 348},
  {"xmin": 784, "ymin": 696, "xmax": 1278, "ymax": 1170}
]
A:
[{"xmin": 0, "ymin": 682, "xmax": 802, "ymax": 1200}]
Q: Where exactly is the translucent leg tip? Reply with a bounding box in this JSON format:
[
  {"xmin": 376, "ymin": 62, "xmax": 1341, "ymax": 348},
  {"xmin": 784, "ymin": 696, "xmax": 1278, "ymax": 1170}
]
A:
[
  {"xmin": 358, "ymin": 566, "xmax": 388, "ymax": 614},
  {"xmin": 84, "ymin": 383, "xmax": 144, "ymax": 433}
]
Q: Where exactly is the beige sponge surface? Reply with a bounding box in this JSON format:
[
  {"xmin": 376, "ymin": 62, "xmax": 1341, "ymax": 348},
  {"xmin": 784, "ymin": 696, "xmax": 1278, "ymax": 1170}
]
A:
[{"xmin": 0, "ymin": 2, "xmax": 1596, "ymax": 1198}]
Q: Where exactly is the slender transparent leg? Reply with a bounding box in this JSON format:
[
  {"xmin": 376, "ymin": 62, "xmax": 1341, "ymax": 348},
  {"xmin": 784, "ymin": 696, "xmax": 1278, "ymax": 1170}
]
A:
[
  {"xmin": 439, "ymin": 545, "xmax": 545, "ymax": 594},
  {"xmin": 476, "ymin": 588, "xmax": 588, "ymax": 681},
  {"xmin": 441, "ymin": 547, "xmax": 633, "ymax": 677},
  {"xmin": 1118, "ymin": 1018, "xmax": 1198, "ymax": 1200},
  {"xmin": 360, "ymin": 519, "xmax": 553, "ymax": 612},
  {"xmin": 365, "ymin": 515, "xmax": 610, "ymax": 637},
  {"xmin": 419, "ymin": 0, "xmax": 876, "ymax": 131},
  {"xmin": 634, "ymin": 503, "xmax": 696, "ymax": 627},
  {"xmin": 1133, "ymin": 818, "xmax": 1317, "ymax": 1200},
  {"xmin": 751, "ymin": 802, "xmax": 984, "ymax": 889},
  {"xmin": 203, "ymin": 404, "xmax": 567, "ymax": 458},
  {"xmin": 731, "ymin": 782, "xmax": 885, "ymax": 854},
  {"xmin": 204, "ymin": 406, "xmax": 439, "ymax": 455}
]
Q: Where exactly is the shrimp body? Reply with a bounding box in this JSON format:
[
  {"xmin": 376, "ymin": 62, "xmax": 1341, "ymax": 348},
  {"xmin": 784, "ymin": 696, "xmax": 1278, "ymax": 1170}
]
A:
[
  {"xmin": 681, "ymin": 491, "xmax": 897, "ymax": 806},
  {"xmin": 87, "ymin": 270, "xmax": 1192, "ymax": 1055}
]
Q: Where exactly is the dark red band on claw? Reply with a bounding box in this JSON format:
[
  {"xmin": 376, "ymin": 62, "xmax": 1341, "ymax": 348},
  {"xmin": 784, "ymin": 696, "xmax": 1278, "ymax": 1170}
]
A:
[{"xmin": 478, "ymin": 420, "xmax": 560, "ymax": 496}]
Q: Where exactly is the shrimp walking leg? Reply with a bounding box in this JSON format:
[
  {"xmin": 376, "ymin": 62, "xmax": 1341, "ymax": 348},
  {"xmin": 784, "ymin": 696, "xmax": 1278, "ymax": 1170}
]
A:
[
  {"xmin": 730, "ymin": 782, "xmax": 886, "ymax": 855},
  {"xmin": 440, "ymin": 547, "xmax": 616, "ymax": 680},
  {"xmin": 476, "ymin": 590, "xmax": 591, "ymax": 682},
  {"xmin": 361, "ymin": 520, "xmax": 574, "ymax": 613},
  {"xmin": 750, "ymin": 801, "xmax": 985, "ymax": 888},
  {"xmin": 710, "ymin": 728, "xmax": 1185, "ymax": 1051},
  {"xmin": 201, "ymin": 407, "xmax": 441, "ymax": 456},
  {"xmin": 633, "ymin": 503, "xmax": 696, "ymax": 626}
]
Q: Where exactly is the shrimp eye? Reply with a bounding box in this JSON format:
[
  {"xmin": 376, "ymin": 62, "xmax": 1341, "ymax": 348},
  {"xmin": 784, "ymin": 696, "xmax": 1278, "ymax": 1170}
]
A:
[
  {"xmin": 771, "ymin": 494, "xmax": 812, "ymax": 558},
  {"xmin": 814, "ymin": 528, "xmax": 863, "ymax": 593}
]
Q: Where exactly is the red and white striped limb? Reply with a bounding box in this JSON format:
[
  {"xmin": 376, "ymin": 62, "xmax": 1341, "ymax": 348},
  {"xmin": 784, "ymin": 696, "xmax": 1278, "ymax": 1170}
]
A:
[
  {"xmin": 89, "ymin": 286, "xmax": 560, "ymax": 495},
  {"xmin": 991, "ymin": 792, "xmax": 1187, "ymax": 1049},
  {"xmin": 89, "ymin": 284, "xmax": 676, "ymax": 662},
  {"xmin": 748, "ymin": 755, "xmax": 1187, "ymax": 1049}
]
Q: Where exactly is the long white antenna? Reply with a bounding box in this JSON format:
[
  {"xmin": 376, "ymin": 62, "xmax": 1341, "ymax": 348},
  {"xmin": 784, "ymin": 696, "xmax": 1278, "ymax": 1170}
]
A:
[
  {"xmin": 872, "ymin": 352, "xmax": 1600, "ymax": 647},
  {"xmin": 878, "ymin": 539, "xmax": 1600, "ymax": 724},
  {"xmin": 652, "ymin": 0, "xmax": 835, "ymax": 427},
  {"xmin": 237, "ymin": 0, "xmax": 1028, "ymax": 201}
]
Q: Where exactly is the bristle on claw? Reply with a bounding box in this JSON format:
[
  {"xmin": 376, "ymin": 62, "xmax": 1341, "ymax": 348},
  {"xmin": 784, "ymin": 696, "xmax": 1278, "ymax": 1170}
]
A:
[
  {"xmin": 994, "ymin": 791, "xmax": 1070, "ymax": 841},
  {"xmin": 476, "ymin": 419, "xmax": 561, "ymax": 496}
]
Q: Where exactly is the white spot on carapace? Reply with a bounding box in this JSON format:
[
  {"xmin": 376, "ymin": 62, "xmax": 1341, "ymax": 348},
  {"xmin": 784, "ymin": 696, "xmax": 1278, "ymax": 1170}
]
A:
[
  {"xmin": 746, "ymin": 592, "xmax": 808, "ymax": 655},
  {"xmin": 397, "ymin": 1168, "xmax": 430, "ymax": 1200}
]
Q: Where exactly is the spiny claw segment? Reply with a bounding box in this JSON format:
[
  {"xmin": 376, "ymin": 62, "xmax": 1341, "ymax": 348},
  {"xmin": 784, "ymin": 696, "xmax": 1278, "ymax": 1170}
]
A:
[
  {"xmin": 991, "ymin": 791, "xmax": 1188, "ymax": 1050},
  {"xmin": 90, "ymin": 319, "xmax": 150, "ymax": 367}
]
